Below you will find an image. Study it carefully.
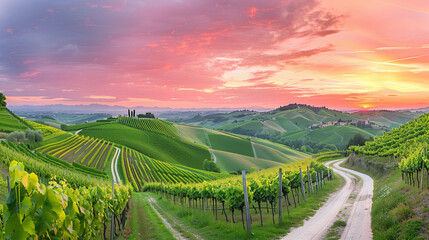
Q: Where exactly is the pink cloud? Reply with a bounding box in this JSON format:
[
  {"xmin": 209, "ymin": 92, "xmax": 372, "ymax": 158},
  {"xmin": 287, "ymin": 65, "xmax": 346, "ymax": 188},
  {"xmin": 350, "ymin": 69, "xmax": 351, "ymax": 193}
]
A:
[
  {"xmin": 6, "ymin": 28, "xmax": 13, "ymax": 35},
  {"xmin": 3, "ymin": 0, "xmax": 429, "ymax": 110},
  {"xmin": 19, "ymin": 72, "xmax": 40, "ymax": 78}
]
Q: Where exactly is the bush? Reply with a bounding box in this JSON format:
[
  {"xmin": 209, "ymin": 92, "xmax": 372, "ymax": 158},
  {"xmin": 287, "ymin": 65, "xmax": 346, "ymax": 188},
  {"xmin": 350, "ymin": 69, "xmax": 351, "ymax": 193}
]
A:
[{"xmin": 203, "ymin": 159, "xmax": 220, "ymax": 173}]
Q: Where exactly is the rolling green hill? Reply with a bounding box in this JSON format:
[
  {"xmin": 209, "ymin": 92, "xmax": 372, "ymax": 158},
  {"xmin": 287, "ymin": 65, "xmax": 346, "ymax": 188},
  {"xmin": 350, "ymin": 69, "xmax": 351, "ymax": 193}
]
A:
[
  {"xmin": 171, "ymin": 104, "xmax": 421, "ymax": 152},
  {"xmin": 77, "ymin": 122, "xmax": 211, "ymax": 170},
  {"xmin": 0, "ymin": 109, "xmax": 224, "ymax": 191},
  {"xmin": 176, "ymin": 124, "xmax": 310, "ymax": 172}
]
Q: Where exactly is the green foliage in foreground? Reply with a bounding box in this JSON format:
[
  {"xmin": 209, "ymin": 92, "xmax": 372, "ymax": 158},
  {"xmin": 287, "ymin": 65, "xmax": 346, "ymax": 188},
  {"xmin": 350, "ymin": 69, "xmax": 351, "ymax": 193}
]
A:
[{"xmin": 0, "ymin": 161, "xmax": 131, "ymax": 240}]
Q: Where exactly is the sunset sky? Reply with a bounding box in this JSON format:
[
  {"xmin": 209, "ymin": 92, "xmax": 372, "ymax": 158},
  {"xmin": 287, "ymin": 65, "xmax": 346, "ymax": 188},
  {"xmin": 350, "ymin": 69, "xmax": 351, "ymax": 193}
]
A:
[{"xmin": 1, "ymin": 0, "xmax": 429, "ymax": 110}]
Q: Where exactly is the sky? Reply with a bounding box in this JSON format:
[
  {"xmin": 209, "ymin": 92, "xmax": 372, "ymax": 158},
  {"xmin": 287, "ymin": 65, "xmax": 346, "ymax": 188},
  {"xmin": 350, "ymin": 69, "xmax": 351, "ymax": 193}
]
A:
[{"xmin": 1, "ymin": 0, "xmax": 429, "ymax": 110}]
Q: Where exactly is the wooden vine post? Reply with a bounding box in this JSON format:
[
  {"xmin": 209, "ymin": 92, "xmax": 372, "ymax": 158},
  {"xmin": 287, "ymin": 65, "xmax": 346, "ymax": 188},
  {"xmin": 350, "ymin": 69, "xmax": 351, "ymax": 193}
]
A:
[
  {"xmin": 242, "ymin": 171, "xmax": 252, "ymax": 234},
  {"xmin": 299, "ymin": 168, "xmax": 306, "ymax": 202},
  {"xmin": 278, "ymin": 168, "xmax": 283, "ymax": 223},
  {"xmin": 307, "ymin": 166, "xmax": 312, "ymax": 194},
  {"xmin": 315, "ymin": 171, "xmax": 319, "ymax": 192},
  {"xmin": 422, "ymin": 143, "xmax": 426, "ymax": 191},
  {"xmin": 111, "ymin": 179, "xmax": 115, "ymax": 240}
]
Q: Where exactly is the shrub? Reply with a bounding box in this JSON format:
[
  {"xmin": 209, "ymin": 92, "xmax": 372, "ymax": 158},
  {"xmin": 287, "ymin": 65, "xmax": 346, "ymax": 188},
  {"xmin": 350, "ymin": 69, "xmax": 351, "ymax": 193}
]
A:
[{"xmin": 390, "ymin": 203, "xmax": 414, "ymax": 222}]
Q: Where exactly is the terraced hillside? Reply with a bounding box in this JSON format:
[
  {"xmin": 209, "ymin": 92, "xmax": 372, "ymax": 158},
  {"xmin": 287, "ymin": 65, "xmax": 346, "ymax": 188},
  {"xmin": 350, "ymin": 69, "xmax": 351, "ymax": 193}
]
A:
[
  {"xmin": 36, "ymin": 134, "xmax": 115, "ymax": 170},
  {"xmin": 1, "ymin": 141, "xmax": 108, "ymax": 179},
  {"xmin": 0, "ymin": 107, "xmax": 28, "ymax": 132}
]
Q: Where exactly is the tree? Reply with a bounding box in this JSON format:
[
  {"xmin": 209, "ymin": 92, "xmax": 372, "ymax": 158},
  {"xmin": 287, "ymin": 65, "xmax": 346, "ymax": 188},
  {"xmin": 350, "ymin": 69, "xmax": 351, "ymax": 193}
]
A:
[
  {"xmin": 347, "ymin": 133, "xmax": 366, "ymax": 149},
  {"xmin": 0, "ymin": 92, "xmax": 6, "ymax": 107},
  {"xmin": 203, "ymin": 159, "xmax": 220, "ymax": 173},
  {"xmin": 6, "ymin": 131, "xmax": 25, "ymax": 143},
  {"xmin": 25, "ymin": 129, "xmax": 43, "ymax": 142}
]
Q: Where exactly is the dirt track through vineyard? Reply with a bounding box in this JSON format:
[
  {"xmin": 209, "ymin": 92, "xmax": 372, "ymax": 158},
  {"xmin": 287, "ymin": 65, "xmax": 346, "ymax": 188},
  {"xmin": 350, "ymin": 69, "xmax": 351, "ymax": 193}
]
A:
[
  {"xmin": 111, "ymin": 147, "xmax": 121, "ymax": 184},
  {"xmin": 282, "ymin": 159, "xmax": 373, "ymax": 240}
]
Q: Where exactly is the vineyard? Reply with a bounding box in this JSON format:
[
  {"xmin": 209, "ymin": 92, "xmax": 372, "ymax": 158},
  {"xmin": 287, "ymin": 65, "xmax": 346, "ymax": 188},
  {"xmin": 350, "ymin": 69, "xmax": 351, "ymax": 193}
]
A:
[
  {"xmin": 118, "ymin": 117, "xmax": 178, "ymax": 138},
  {"xmin": 0, "ymin": 107, "xmax": 28, "ymax": 132},
  {"xmin": 349, "ymin": 114, "xmax": 429, "ymax": 189},
  {"xmin": 78, "ymin": 122, "xmax": 211, "ymax": 169},
  {"xmin": 350, "ymin": 114, "xmax": 429, "ymax": 158},
  {"xmin": 0, "ymin": 144, "xmax": 108, "ymax": 188},
  {"xmin": 0, "ymin": 161, "xmax": 131, "ymax": 239},
  {"xmin": 120, "ymin": 147, "xmax": 215, "ymax": 191},
  {"xmin": 24, "ymin": 119, "xmax": 63, "ymax": 137},
  {"xmin": 35, "ymin": 134, "xmax": 115, "ymax": 171},
  {"xmin": 143, "ymin": 160, "xmax": 333, "ymax": 229},
  {"xmin": 1, "ymin": 141, "xmax": 108, "ymax": 179}
]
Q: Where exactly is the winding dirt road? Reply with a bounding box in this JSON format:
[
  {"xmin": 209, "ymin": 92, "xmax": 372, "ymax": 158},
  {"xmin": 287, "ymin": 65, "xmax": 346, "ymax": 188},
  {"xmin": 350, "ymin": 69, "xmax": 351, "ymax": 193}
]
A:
[{"xmin": 282, "ymin": 159, "xmax": 373, "ymax": 240}]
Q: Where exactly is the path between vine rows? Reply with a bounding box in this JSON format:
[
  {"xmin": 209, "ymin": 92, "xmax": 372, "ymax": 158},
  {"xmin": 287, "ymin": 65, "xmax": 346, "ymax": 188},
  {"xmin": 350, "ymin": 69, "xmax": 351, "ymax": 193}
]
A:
[{"xmin": 282, "ymin": 159, "xmax": 373, "ymax": 240}]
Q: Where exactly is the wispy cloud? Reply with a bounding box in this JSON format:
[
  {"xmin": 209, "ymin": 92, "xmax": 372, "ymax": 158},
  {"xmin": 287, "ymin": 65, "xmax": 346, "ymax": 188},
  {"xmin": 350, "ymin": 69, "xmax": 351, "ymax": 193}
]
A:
[{"xmin": 85, "ymin": 95, "xmax": 117, "ymax": 100}]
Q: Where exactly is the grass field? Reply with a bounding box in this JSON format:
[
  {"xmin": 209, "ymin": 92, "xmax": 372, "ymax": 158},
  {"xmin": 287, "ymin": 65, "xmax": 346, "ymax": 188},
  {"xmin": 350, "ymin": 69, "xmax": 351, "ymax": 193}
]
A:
[
  {"xmin": 206, "ymin": 131, "xmax": 254, "ymax": 157},
  {"xmin": 78, "ymin": 122, "xmax": 211, "ymax": 169},
  {"xmin": 177, "ymin": 124, "xmax": 310, "ymax": 172},
  {"xmin": 211, "ymin": 149, "xmax": 282, "ymax": 172},
  {"xmin": 251, "ymin": 138, "xmax": 310, "ymax": 160},
  {"xmin": 302, "ymin": 125, "xmax": 383, "ymax": 146}
]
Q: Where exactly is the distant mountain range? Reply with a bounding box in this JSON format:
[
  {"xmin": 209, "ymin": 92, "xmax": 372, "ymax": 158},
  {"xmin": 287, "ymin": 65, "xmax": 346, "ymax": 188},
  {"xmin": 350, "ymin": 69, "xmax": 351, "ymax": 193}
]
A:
[
  {"xmin": 8, "ymin": 104, "xmax": 270, "ymax": 115},
  {"xmin": 8, "ymin": 103, "xmax": 429, "ymax": 115}
]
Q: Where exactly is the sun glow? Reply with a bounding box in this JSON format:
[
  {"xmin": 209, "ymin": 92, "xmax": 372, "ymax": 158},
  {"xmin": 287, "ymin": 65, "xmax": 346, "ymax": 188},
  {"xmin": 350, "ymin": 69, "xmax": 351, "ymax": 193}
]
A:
[{"xmin": 361, "ymin": 104, "xmax": 373, "ymax": 109}]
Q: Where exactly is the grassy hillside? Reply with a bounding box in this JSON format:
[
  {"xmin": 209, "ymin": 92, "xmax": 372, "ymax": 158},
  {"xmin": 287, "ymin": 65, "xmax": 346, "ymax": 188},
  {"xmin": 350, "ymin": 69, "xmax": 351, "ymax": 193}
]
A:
[
  {"xmin": 303, "ymin": 125, "xmax": 383, "ymax": 146},
  {"xmin": 78, "ymin": 122, "xmax": 211, "ymax": 169},
  {"xmin": 354, "ymin": 110, "xmax": 418, "ymax": 128},
  {"xmin": 172, "ymin": 104, "xmax": 421, "ymax": 152},
  {"xmin": 206, "ymin": 131, "xmax": 254, "ymax": 157},
  {"xmin": 176, "ymin": 124, "xmax": 310, "ymax": 172},
  {"xmin": 0, "ymin": 107, "xmax": 28, "ymax": 132}
]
